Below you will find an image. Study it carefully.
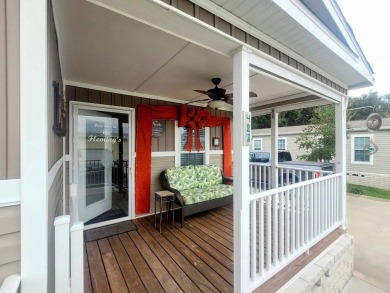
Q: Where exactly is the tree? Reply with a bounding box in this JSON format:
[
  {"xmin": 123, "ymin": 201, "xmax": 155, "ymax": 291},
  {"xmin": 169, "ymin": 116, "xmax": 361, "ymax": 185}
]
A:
[
  {"xmin": 251, "ymin": 108, "xmax": 316, "ymax": 129},
  {"xmin": 349, "ymin": 92, "xmax": 390, "ymax": 120},
  {"xmin": 295, "ymin": 105, "xmax": 338, "ymax": 162}
]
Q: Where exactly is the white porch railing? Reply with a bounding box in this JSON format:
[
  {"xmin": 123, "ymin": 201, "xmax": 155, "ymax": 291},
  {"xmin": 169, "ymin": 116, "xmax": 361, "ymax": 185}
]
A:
[
  {"xmin": 248, "ymin": 173, "xmax": 342, "ymax": 290},
  {"xmin": 250, "ymin": 163, "xmax": 334, "ymax": 193},
  {"xmin": 54, "ymin": 184, "xmax": 84, "ymax": 293},
  {"xmin": 0, "ymin": 274, "xmax": 20, "ymax": 293}
]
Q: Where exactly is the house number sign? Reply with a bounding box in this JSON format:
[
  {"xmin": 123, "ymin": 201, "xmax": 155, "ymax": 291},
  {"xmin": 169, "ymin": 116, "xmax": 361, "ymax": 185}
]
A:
[
  {"xmin": 243, "ymin": 111, "xmax": 251, "ymax": 146},
  {"xmin": 152, "ymin": 120, "xmax": 166, "ymax": 138}
]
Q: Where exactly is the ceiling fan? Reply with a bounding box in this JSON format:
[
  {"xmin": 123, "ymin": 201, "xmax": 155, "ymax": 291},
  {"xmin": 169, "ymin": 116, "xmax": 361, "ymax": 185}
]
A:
[{"xmin": 189, "ymin": 77, "xmax": 257, "ymax": 109}]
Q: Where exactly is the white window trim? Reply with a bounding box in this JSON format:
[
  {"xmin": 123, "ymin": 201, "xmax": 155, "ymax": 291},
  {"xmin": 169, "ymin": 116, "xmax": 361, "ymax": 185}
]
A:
[
  {"xmin": 175, "ymin": 123, "xmax": 210, "ymax": 166},
  {"xmin": 252, "ymin": 138, "xmax": 262, "ymax": 151},
  {"xmin": 278, "ymin": 137, "xmax": 287, "ymax": 151},
  {"xmin": 351, "ymin": 134, "xmax": 374, "ymax": 165}
]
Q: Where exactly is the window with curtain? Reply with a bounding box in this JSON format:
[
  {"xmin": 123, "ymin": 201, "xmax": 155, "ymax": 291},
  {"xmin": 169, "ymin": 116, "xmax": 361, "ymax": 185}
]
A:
[{"xmin": 180, "ymin": 127, "xmax": 205, "ymax": 166}]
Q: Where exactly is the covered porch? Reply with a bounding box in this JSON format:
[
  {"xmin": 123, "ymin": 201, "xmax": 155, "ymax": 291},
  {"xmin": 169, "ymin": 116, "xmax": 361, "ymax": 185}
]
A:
[
  {"xmin": 47, "ymin": 0, "xmax": 373, "ymax": 292},
  {"xmin": 83, "ymin": 205, "xmax": 345, "ymax": 293}
]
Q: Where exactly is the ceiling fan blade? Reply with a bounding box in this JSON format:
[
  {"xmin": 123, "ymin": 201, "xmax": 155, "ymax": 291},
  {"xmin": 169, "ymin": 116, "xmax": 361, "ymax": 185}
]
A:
[
  {"xmin": 227, "ymin": 91, "xmax": 257, "ymax": 100},
  {"xmin": 185, "ymin": 98, "xmax": 211, "ymax": 105},
  {"xmin": 194, "ymin": 89, "xmax": 218, "ymax": 98}
]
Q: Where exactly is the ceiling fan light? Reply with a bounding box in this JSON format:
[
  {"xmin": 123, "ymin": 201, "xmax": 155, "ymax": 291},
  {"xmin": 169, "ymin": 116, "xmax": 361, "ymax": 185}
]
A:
[{"xmin": 208, "ymin": 100, "xmax": 226, "ymax": 109}]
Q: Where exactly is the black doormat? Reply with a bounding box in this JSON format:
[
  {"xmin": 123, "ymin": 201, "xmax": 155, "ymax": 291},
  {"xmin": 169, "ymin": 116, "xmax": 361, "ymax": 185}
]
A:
[
  {"xmin": 85, "ymin": 209, "xmax": 127, "ymax": 226},
  {"xmin": 84, "ymin": 220, "xmax": 137, "ymax": 242}
]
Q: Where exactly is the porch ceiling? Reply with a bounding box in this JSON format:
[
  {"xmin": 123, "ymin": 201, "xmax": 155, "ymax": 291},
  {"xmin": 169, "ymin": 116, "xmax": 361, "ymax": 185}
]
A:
[{"xmin": 52, "ymin": 0, "xmax": 331, "ymax": 114}]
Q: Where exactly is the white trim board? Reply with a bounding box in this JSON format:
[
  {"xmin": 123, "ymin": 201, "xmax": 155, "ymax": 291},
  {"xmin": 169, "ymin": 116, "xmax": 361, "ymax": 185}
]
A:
[
  {"xmin": 0, "ymin": 179, "xmax": 21, "ymax": 206},
  {"xmin": 48, "ymin": 157, "xmax": 63, "ymax": 190},
  {"xmin": 20, "ymin": 0, "xmax": 49, "ymax": 291},
  {"xmin": 151, "ymin": 152, "xmax": 176, "ymax": 158},
  {"xmin": 249, "ymin": 51, "xmax": 343, "ymax": 103}
]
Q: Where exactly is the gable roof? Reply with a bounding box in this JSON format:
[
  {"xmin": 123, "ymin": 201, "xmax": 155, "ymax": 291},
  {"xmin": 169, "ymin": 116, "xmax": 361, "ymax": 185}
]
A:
[{"xmin": 201, "ymin": 0, "xmax": 374, "ymax": 89}]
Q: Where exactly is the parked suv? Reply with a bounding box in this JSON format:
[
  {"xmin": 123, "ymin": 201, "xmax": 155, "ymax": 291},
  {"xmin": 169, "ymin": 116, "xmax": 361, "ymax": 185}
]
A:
[{"xmin": 249, "ymin": 150, "xmax": 292, "ymax": 163}]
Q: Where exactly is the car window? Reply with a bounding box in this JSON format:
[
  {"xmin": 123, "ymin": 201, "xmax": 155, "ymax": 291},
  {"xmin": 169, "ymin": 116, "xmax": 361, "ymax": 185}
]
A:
[{"xmin": 250, "ymin": 152, "xmax": 270, "ymax": 163}]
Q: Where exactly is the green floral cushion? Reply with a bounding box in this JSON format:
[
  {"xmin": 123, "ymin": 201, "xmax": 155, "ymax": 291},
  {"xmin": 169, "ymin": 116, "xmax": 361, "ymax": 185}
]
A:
[
  {"xmin": 165, "ymin": 165, "xmax": 198, "ymax": 190},
  {"xmin": 195, "ymin": 165, "xmax": 223, "ymax": 187},
  {"xmin": 180, "ymin": 184, "xmax": 233, "ymax": 205}
]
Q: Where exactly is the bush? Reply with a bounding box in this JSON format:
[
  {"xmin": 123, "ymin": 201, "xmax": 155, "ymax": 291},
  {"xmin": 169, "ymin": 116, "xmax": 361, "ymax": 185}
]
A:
[{"xmin": 347, "ymin": 185, "xmax": 363, "ymax": 195}]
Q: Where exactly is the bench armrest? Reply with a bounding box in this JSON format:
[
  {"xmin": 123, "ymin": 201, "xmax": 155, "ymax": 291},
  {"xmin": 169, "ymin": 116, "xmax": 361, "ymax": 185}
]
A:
[{"xmin": 222, "ymin": 173, "xmax": 233, "ymax": 185}]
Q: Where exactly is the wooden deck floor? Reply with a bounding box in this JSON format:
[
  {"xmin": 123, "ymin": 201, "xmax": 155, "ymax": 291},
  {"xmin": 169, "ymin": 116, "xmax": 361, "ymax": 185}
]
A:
[{"xmin": 84, "ymin": 204, "xmax": 343, "ymax": 292}]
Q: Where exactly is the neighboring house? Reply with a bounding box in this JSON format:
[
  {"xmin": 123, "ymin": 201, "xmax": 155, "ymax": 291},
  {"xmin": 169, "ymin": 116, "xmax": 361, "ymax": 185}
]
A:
[
  {"xmin": 0, "ymin": 0, "xmax": 374, "ymax": 292},
  {"xmin": 251, "ymin": 118, "xmax": 390, "ymax": 190},
  {"xmin": 347, "ymin": 118, "xmax": 390, "ymax": 190}
]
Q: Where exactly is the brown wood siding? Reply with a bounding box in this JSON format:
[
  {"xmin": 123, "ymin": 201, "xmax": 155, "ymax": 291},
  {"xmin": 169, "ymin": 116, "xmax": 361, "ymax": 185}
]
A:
[
  {"xmin": 0, "ymin": 0, "xmax": 20, "ymax": 179},
  {"xmin": 210, "ymin": 154, "xmax": 223, "ymax": 168},
  {"xmin": 0, "ymin": 205, "xmax": 21, "ymax": 284},
  {"xmin": 165, "ymin": 0, "xmax": 347, "ymax": 95},
  {"xmin": 48, "ymin": 4, "xmax": 63, "ymax": 170},
  {"xmin": 152, "ymin": 120, "xmax": 175, "ymax": 152},
  {"xmin": 151, "ymin": 156, "xmax": 175, "ymax": 213},
  {"xmin": 67, "ymin": 86, "xmax": 232, "ymax": 153}
]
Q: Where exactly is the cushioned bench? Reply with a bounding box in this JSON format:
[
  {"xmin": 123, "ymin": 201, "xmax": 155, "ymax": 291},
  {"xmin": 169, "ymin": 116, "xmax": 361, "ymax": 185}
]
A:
[{"xmin": 160, "ymin": 165, "xmax": 233, "ymax": 227}]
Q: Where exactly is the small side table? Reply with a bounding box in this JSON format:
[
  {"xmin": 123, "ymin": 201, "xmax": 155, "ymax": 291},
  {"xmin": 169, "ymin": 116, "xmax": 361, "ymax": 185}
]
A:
[{"xmin": 154, "ymin": 190, "xmax": 175, "ymax": 233}]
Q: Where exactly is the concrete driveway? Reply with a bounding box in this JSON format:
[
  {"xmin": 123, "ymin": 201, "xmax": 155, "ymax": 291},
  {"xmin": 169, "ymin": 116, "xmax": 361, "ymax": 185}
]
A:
[{"xmin": 342, "ymin": 194, "xmax": 390, "ymax": 293}]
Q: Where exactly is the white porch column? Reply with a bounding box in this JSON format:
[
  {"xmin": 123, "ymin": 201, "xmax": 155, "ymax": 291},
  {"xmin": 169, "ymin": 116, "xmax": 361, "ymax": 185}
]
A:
[
  {"xmin": 271, "ymin": 109, "xmax": 279, "ymax": 188},
  {"xmin": 233, "ymin": 46, "xmax": 251, "ymax": 293},
  {"xmin": 20, "ymin": 0, "xmax": 49, "ymax": 292},
  {"xmin": 335, "ymin": 96, "xmax": 347, "ymax": 229}
]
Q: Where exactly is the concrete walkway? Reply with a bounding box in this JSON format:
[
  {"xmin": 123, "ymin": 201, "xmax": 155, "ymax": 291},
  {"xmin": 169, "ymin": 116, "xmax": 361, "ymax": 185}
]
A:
[{"xmin": 342, "ymin": 194, "xmax": 390, "ymax": 293}]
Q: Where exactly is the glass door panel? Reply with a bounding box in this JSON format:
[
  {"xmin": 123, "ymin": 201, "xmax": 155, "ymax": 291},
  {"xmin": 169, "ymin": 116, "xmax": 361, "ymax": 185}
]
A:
[{"xmin": 75, "ymin": 108, "xmax": 129, "ymax": 224}]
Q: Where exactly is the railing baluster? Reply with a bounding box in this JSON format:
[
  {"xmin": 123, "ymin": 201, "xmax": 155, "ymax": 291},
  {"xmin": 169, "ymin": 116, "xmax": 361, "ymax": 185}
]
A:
[
  {"xmin": 291, "ymin": 187, "xmax": 296, "ymax": 252},
  {"xmin": 285, "ymin": 190, "xmax": 290, "ymax": 258},
  {"xmin": 304, "ymin": 185, "xmax": 309, "ymax": 244},
  {"xmin": 266, "ymin": 196, "xmax": 271, "ymax": 270},
  {"xmin": 310, "ymin": 183, "xmax": 314, "ymax": 241},
  {"xmin": 300, "ymin": 186, "xmax": 305, "ymax": 247},
  {"xmin": 279, "ymin": 192, "xmax": 284, "ymax": 262},
  {"xmin": 273, "ymin": 193, "xmax": 278, "ymax": 264},
  {"xmin": 250, "ymin": 200, "xmax": 257, "ymax": 281},
  {"xmin": 259, "ymin": 198, "xmax": 264, "ymax": 275}
]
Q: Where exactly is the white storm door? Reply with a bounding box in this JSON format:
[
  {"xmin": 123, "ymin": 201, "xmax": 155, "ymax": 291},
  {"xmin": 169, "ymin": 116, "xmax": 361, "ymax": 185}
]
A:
[{"xmin": 75, "ymin": 108, "xmax": 114, "ymax": 223}]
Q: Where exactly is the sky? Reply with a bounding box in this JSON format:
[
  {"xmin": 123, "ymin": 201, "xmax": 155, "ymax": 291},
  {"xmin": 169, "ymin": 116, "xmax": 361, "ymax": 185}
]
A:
[{"xmin": 336, "ymin": 0, "xmax": 390, "ymax": 97}]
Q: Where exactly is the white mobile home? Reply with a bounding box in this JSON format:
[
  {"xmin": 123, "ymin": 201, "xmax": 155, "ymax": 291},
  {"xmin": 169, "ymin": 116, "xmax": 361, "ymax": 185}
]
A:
[{"xmin": 252, "ymin": 118, "xmax": 390, "ymax": 190}]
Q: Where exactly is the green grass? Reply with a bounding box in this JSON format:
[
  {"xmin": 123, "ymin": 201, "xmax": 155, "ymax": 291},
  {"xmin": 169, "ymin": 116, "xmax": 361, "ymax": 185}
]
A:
[{"xmin": 347, "ymin": 183, "xmax": 390, "ymax": 200}]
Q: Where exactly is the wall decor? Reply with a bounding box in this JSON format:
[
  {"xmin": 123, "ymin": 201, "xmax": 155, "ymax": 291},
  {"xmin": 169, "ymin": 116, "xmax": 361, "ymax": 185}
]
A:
[
  {"xmin": 152, "ymin": 120, "xmax": 166, "ymax": 138},
  {"xmin": 52, "ymin": 81, "xmax": 66, "ymax": 136}
]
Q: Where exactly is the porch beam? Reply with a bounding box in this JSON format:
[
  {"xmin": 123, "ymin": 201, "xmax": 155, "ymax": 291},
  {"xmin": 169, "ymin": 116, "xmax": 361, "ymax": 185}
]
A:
[
  {"xmin": 335, "ymin": 96, "xmax": 347, "ymax": 229},
  {"xmin": 271, "ymin": 109, "xmax": 279, "ymax": 188},
  {"xmin": 249, "ymin": 53, "xmax": 342, "ymax": 103},
  {"xmin": 20, "ymin": 0, "xmax": 49, "ymax": 291},
  {"xmin": 232, "ymin": 46, "xmax": 251, "ymax": 293}
]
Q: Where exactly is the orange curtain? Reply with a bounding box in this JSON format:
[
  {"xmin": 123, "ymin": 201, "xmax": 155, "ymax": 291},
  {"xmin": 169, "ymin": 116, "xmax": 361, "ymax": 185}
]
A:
[{"xmin": 135, "ymin": 104, "xmax": 231, "ymax": 214}]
